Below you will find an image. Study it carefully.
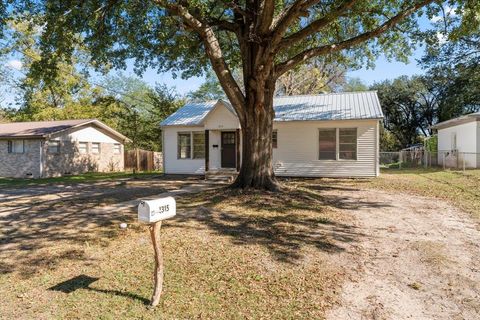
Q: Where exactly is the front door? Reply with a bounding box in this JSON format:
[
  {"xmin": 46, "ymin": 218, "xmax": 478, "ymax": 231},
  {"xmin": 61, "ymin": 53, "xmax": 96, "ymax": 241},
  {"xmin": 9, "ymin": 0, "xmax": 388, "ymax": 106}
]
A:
[{"xmin": 221, "ymin": 132, "xmax": 236, "ymax": 168}]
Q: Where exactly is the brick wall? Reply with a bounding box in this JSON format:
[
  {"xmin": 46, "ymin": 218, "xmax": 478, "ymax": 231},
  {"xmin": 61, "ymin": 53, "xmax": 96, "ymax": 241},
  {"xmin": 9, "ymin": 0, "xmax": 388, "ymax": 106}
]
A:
[
  {"xmin": 43, "ymin": 140, "xmax": 125, "ymax": 177},
  {"xmin": 0, "ymin": 139, "xmax": 42, "ymax": 178}
]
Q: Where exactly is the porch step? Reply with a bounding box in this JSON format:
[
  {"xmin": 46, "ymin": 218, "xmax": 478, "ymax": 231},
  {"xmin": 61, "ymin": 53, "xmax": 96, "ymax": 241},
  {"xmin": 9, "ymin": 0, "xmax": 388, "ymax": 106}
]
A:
[{"xmin": 205, "ymin": 169, "xmax": 238, "ymax": 183}]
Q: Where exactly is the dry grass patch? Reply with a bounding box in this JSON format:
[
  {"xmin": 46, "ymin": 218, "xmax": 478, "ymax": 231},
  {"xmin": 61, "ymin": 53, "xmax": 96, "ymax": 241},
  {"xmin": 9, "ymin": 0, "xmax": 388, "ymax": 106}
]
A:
[{"xmin": 0, "ymin": 182, "xmax": 361, "ymax": 319}]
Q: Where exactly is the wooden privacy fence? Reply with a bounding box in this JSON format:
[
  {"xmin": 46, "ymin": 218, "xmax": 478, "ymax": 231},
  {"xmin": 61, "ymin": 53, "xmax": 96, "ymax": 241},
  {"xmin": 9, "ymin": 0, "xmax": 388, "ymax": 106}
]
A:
[{"xmin": 125, "ymin": 149, "xmax": 163, "ymax": 172}]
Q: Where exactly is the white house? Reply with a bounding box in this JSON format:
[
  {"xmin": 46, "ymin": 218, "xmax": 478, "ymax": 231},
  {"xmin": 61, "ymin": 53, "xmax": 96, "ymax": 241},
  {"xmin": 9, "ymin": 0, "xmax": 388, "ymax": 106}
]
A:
[
  {"xmin": 0, "ymin": 119, "xmax": 128, "ymax": 178},
  {"xmin": 160, "ymin": 92, "xmax": 384, "ymax": 178},
  {"xmin": 432, "ymin": 112, "xmax": 480, "ymax": 168}
]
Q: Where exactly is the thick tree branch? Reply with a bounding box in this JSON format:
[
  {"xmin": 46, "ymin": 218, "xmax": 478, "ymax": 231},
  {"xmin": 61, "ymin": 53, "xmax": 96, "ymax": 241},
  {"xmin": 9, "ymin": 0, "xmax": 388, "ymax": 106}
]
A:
[
  {"xmin": 255, "ymin": 0, "xmax": 275, "ymax": 35},
  {"xmin": 277, "ymin": 0, "xmax": 359, "ymax": 52},
  {"xmin": 270, "ymin": 0, "xmax": 320, "ymax": 47},
  {"xmin": 275, "ymin": 0, "xmax": 435, "ymax": 77},
  {"xmin": 155, "ymin": 1, "xmax": 246, "ymax": 119}
]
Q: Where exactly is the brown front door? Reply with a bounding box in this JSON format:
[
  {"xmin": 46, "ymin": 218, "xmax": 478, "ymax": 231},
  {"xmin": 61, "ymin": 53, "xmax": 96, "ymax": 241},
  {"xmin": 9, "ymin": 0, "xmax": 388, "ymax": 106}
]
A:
[{"xmin": 221, "ymin": 132, "xmax": 236, "ymax": 168}]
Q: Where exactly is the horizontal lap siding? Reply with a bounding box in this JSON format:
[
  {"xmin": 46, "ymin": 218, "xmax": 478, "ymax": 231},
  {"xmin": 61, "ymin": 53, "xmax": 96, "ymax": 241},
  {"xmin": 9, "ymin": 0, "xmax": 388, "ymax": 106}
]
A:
[
  {"xmin": 163, "ymin": 126, "xmax": 205, "ymax": 174},
  {"xmin": 273, "ymin": 120, "xmax": 378, "ymax": 177}
]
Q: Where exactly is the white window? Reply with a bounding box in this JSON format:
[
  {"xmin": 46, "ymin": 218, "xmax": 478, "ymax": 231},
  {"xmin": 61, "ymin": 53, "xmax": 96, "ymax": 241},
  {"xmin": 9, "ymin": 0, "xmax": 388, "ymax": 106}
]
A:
[
  {"xmin": 91, "ymin": 143, "xmax": 100, "ymax": 154},
  {"xmin": 114, "ymin": 143, "xmax": 121, "ymax": 155},
  {"xmin": 272, "ymin": 130, "xmax": 278, "ymax": 149},
  {"xmin": 48, "ymin": 141, "xmax": 60, "ymax": 154},
  {"xmin": 319, "ymin": 128, "xmax": 358, "ymax": 160},
  {"xmin": 319, "ymin": 129, "xmax": 336, "ymax": 160},
  {"xmin": 339, "ymin": 128, "xmax": 357, "ymax": 160},
  {"xmin": 177, "ymin": 133, "xmax": 191, "ymax": 159},
  {"xmin": 78, "ymin": 142, "xmax": 88, "ymax": 154},
  {"xmin": 7, "ymin": 140, "xmax": 25, "ymax": 154},
  {"xmin": 192, "ymin": 132, "xmax": 205, "ymax": 159}
]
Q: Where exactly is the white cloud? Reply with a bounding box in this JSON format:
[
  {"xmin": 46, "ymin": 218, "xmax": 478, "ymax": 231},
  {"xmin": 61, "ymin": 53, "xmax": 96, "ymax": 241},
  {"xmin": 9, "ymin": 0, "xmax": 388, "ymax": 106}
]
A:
[
  {"xmin": 437, "ymin": 32, "xmax": 448, "ymax": 45},
  {"xmin": 6, "ymin": 59, "xmax": 23, "ymax": 70}
]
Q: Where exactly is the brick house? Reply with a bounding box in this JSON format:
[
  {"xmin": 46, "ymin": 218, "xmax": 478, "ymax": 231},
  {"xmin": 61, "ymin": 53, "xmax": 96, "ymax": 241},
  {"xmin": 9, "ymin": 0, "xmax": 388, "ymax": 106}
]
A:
[{"xmin": 0, "ymin": 119, "xmax": 129, "ymax": 178}]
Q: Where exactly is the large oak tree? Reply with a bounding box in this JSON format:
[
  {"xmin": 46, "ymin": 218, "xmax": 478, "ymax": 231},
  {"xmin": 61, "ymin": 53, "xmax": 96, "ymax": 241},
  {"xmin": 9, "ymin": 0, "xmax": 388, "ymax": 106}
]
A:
[{"xmin": 3, "ymin": 0, "xmax": 475, "ymax": 190}]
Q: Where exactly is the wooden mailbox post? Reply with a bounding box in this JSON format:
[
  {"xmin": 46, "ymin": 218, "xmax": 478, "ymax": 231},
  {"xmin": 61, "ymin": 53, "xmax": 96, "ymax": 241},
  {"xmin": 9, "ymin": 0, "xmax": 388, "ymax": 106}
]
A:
[{"xmin": 138, "ymin": 197, "xmax": 176, "ymax": 307}]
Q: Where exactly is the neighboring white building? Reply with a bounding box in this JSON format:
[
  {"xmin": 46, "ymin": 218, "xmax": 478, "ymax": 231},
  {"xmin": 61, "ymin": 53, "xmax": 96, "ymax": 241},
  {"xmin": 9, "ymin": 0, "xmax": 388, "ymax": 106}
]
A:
[
  {"xmin": 0, "ymin": 119, "xmax": 129, "ymax": 178},
  {"xmin": 432, "ymin": 112, "xmax": 480, "ymax": 168},
  {"xmin": 160, "ymin": 92, "xmax": 383, "ymax": 178}
]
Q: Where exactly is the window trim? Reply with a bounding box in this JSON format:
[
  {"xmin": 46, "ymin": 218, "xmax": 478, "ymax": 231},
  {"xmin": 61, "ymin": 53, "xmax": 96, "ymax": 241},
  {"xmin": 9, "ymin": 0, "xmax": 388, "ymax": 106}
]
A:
[
  {"xmin": 48, "ymin": 140, "xmax": 61, "ymax": 154},
  {"xmin": 339, "ymin": 128, "xmax": 358, "ymax": 161},
  {"xmin": 91, "ymin": 142, "xmax": 101, "ymax": 154},
  {"xmin": 318, "ymin": 128, "xmax": 358, "ymax": 161},
  {"xmin": 192, "ymin": 131, "xmax": 206, "ymax": 159},
  {"xmin": 177, "ymin": 132, "xmax": 192, "ymax": 159},
  {"xmin": 78, "ymin": 141, "xmax": 89, "ymax": 154},
  {"xmin": 7, "ymin": 140, "xmax": 25, "ymax": 154},
  {"xmin": 177, "ymin": 131, "xmax": 206, "ymax": 160},
  {"xmin": 113, "ymin": 143, "xmax": 121, "ymax": 155},
  {"xmin": 318, "ymin": 128, "xmax": 337, "ymax": 160}
]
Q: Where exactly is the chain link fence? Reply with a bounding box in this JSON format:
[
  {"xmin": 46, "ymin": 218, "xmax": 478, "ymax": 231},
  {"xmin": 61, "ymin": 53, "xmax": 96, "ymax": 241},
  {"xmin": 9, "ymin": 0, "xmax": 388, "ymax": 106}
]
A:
[{"xmin": 380, "ymin": 151, "xmax": 480, "ymax": 170}]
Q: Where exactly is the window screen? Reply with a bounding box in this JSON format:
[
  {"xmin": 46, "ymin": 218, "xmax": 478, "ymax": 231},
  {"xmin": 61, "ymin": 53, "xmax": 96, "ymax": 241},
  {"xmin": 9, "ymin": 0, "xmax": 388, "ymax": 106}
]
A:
[
  {"xmin": 78, "ymin": 142, "xmax": 88, "ymax": 154},
  {"xmin": 48, "ymin": 141, "xmax": 60, "ymax": 153},
  {"xmin": 319, "ymin": 129, "xmax": 336, "ymax": 160},
  {"xmin": 192, "ymin": 132, "xmax": 205, "ymax": 159},
  {"xmin": 114, "ymin": 143, "xmax": 121, "ymax": 154},
  {"xmin": 8, "ymin": 140, "xmax": 24, "ymax": 154},
  {"xmin": 91, "ymin": 143, "xmax": 100, "ymax": 154},
  {"xmin": 178, "ymin": 133, "xmax": 191, "ymax": 159},
  {"xmin": 339, "ymin": 128, "xmax": 357, "ymax": 160}
]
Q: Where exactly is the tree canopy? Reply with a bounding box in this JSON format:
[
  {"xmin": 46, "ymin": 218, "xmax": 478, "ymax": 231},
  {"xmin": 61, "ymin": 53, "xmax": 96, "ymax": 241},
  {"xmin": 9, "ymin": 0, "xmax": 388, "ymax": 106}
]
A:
[{"xmin": 3, "ymin": 0, "xmax": 478, "ymax": 189}]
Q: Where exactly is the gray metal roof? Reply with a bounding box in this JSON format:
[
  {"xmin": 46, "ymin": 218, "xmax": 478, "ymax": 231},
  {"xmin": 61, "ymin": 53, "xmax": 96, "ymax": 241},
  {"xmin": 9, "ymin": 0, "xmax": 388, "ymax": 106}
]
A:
[
  {"xmin": 431, "ymin": 112, "xmax": 480, "ymax": 130},
  {"xmin": 161, "ymin": 101, "xmax": 218, "ymax": 126},
  {"xmin": 161, "ymin": 91, "xmax": 383, "ymax": 126},
  {"xmin": 0, "ymin": 119, "xmax": 129, "ymax": 141}
]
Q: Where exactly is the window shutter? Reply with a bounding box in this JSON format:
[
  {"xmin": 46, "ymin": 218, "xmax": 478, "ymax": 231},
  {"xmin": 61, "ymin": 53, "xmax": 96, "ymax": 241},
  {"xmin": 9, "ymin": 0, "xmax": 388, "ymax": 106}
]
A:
[{"xmin": 7, "ymin": 141, "xmax": 12, "ymax": 153}]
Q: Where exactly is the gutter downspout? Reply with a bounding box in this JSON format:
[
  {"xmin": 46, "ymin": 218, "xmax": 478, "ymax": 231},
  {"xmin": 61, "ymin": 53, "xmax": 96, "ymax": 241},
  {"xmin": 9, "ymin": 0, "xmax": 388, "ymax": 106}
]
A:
[{"xmin": 39, "ymin": 139, "xmax": 45, "ymax": 178}]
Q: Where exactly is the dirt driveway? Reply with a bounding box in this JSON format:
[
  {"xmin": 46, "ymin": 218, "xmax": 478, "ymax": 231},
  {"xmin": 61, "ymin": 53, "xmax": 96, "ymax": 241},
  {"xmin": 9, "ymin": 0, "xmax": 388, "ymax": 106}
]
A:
[{"xmin": 323, "ymin": 187, "xmax": 480, "ymax": 320}]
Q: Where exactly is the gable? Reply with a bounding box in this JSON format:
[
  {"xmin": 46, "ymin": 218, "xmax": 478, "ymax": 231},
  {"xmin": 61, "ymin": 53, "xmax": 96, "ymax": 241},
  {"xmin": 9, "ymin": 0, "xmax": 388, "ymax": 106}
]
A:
[
  {"xmin": 51, "ymin": 124, "xmax": 125, "ymax": 144},
  {"xmin": 203, "ymin": 102, "xmax": 240, "ymax": 130}
]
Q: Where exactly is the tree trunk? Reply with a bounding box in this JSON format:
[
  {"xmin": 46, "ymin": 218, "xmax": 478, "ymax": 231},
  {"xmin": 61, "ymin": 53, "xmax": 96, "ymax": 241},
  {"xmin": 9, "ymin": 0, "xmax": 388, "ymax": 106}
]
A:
[{"xmin": 231, "ymin": 78, "xmax": 281, "ymax": 191}]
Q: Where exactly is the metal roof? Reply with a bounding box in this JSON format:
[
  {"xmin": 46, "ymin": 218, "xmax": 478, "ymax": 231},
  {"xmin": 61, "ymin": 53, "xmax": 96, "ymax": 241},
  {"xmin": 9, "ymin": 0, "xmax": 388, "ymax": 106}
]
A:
[
  {"xmin": 161, "ymin": 91, "xmax": 383, "ymax": 126},
  {"xmin": 0, "ymin": 119, "xmax": 129, "ymax": 141},
  {"xmin": 431, "ymin": 112, "xmax": 480, "ymax": 130}
]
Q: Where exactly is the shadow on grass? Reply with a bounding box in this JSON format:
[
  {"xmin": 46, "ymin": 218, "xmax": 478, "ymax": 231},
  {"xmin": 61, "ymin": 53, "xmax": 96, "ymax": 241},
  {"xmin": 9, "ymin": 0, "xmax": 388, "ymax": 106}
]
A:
[
  {"xmin": 49, "ymin": 274, "xmax": 149, "ymax": 305},
  {"xmin": 0, "ymin": 182, "xmax": 172, "ymax": 277},
  {"xmin": 174, "ymin": 183, "xmax": 391, "ymax": 264}
]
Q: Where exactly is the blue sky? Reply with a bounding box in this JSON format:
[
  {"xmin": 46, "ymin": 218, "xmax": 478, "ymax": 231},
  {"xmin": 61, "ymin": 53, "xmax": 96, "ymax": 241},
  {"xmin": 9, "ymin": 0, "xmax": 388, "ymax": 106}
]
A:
[{"xmin": 128, "ymin": 48, "xmax": 426, "ymax": 95}]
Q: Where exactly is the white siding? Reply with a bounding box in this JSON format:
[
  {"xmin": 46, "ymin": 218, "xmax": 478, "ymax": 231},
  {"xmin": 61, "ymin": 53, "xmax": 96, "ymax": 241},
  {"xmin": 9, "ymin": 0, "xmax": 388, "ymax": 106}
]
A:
[
  {"xmin": 163, "ymin": 120, "xmax": 379, "ymax": 177},
  {"xmin": 272, "ymin": 120, "xmax": 379, "ymax": 177},
  {"xmin": 203, "ymin": 103, "xmax": 240, "ymax": 130},
  {"xmin": 163, "ymin": 126, "xmax": 205, "ymax": 174},
  {"xmin": 437, "ymin": 120, "xmax": 479, "ymax": 168},
  {"xmin": 52, "ymin": 125, "xmax": 122, "ymax": 143}
]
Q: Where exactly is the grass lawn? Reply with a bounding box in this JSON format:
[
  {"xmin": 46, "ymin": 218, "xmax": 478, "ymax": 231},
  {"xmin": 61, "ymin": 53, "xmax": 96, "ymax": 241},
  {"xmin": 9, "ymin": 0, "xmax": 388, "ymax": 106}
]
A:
[
  {"xmin": 0, "ymin": 171, "xmax": 163, "ymax": 187},
  {"xmin": 0, "ymin": 181, "xmax": 355, "ymax": 319},
  {"xmin": 1, "ymin": 169, "xmax": 478, "ymax": 319},
  {"xmin": 365, "ymin": 168, "xmax": 480, "ymax": 216}
]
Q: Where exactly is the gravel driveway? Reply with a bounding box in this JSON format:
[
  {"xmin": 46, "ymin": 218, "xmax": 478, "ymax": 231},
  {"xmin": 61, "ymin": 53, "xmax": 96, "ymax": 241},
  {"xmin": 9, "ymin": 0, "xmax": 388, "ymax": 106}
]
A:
[{"xmin": 326, "ymin": 188, "xmax": 480, "ymax": 320}]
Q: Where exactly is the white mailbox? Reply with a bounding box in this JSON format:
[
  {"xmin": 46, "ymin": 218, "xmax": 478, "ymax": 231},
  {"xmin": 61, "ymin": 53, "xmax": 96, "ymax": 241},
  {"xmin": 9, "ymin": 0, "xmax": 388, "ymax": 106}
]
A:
[{"xmin": 138, "ymin": 197, "xmax": 176, "ymax": 223}]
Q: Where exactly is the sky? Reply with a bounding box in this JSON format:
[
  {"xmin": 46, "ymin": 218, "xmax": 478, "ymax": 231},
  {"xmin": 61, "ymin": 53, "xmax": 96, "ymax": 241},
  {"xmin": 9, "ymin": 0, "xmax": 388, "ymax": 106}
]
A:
[{"xmin": 1, "ymin": 7, "xmax": 451, "ymax": 107}]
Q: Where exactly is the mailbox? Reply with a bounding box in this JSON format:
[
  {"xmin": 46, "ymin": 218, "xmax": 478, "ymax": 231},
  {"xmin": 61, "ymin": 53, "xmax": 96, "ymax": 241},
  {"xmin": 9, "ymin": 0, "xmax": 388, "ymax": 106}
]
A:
[{"xmin": 138, "ymin": 197, "xmax": 176, "ymax": 223}]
